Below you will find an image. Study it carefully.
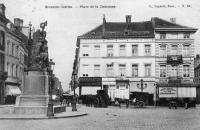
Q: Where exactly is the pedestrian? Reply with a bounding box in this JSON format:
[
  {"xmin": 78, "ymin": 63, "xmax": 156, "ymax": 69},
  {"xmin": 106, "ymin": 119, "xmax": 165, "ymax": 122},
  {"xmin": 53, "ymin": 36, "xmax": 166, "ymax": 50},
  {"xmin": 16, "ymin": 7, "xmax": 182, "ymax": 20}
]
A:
[
  {"xmin": 118, "ymin": 99, "xmax": 121, "ymax": 108},
  {"xmin": 126, "ymin": 99, "xmax": 129, "ymax": 108}
]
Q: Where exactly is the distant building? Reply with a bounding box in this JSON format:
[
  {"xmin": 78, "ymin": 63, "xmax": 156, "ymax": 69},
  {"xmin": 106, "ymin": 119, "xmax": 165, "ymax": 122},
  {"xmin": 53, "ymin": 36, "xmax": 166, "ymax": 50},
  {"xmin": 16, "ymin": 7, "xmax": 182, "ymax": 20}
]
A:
[
  {"xmin": 52, "ymin": 75, "xmax": 63, "ymax": 96},
  {"xmin": 72, "ymin": 15, "xmax": 197, "ymax": 105},
  {"xmin": 0, "ymin": 4, "xmax": 29, "ymax": 104}
]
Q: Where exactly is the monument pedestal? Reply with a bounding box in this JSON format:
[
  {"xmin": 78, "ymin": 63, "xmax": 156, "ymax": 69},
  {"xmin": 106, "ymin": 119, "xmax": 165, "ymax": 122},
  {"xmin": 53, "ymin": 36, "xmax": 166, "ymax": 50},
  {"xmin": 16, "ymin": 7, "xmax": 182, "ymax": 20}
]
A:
[{"xmin": 14, "ymin": 70, "xmax": 49, "ymax": 114}]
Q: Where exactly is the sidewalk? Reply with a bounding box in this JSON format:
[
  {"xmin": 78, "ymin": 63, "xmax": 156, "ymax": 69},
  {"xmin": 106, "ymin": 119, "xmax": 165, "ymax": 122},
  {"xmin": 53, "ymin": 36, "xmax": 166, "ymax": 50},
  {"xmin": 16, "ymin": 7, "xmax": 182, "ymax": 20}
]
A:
[{"xmin": 0, "ymin": 104, "xmax": 87, "ymax": 120}]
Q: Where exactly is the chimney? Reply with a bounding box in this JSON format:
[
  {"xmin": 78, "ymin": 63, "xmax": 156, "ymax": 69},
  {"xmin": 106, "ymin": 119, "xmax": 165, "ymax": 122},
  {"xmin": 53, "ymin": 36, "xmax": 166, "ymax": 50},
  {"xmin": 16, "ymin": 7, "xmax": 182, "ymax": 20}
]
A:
[
  {"xmin": 14, "ymin": 18, "xmax": 23, "ymax": 31},
  {"xmin": 126, "ymin": 15, "xmax": 131, "ymax": 25},
  {"xmin": 0, "ymin": 4, "xmax": 6, "ymax": 16},
  {"xmin": 102, "ymin": 14, "xmax": 106, "ymax": 36},
  {"xmin": 170, "ymin": 18, "xmax": 176, "ymax": 24}
]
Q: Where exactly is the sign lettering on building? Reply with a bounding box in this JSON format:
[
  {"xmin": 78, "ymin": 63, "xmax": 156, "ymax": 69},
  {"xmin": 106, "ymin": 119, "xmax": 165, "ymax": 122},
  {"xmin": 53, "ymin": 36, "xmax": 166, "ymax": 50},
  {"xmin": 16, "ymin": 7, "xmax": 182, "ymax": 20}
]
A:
[
  {"xmin": 79, "ymin": 77, "xmax": 102, "ymax": 86},
  {"xmin": 159, "ymin": 87, "xmax": 177, "ymax": 98}
]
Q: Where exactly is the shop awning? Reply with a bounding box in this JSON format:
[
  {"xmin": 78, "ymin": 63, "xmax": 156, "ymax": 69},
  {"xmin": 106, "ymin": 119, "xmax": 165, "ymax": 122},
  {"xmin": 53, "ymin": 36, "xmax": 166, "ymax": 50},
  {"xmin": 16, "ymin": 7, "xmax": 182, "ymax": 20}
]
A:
[{"xmin": 6, "ymin": 85, "xmax": 21, "ymax": 95}]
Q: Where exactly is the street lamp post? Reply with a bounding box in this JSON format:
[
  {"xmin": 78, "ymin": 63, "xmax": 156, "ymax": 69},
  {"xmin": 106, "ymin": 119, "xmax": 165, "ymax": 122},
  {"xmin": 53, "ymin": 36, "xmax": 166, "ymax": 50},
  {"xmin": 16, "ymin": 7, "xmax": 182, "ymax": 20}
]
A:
[
  {"xmin": 140, "ymin": 79, "xmax": 144, "ymax": 92},
  {"xmin": 47, "ymin": 59, "xmax": 55, "ymax": 118},
  {"xmin": 72, "ymin": 71, "xmax": 77, "ymax": 111}
]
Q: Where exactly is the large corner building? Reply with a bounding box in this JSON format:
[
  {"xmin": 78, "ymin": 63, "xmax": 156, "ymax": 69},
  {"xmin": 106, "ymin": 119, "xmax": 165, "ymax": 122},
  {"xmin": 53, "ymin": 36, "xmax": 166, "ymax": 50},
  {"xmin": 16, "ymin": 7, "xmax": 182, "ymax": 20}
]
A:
[{"xmin": 72, "ymin": 15, "xmax": 198, "ymax": 105}]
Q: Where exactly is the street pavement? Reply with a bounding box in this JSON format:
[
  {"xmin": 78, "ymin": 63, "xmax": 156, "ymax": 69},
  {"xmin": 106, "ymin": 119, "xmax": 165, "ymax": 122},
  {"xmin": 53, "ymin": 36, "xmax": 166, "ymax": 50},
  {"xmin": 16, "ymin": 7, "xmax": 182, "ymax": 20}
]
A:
[{"xmin": 0, "ymin": 105, "xmax": 200, "ymax": 130}]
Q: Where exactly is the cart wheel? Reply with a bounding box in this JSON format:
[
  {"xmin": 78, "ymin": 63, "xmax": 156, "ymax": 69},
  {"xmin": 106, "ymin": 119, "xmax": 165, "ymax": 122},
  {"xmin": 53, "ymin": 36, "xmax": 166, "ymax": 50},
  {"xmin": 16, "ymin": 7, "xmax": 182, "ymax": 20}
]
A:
[{"xmin": 137, "ymin": 101, "xmax": 145, "ymax": 108}]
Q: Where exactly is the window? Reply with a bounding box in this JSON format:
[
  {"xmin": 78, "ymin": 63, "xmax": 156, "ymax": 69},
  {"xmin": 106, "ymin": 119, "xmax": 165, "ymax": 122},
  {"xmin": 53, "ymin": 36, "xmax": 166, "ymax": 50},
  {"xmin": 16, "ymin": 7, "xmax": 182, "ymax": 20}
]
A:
[
  {"xmin": 132, "ymin": 45, "xmax": 138, "ymax": 56},
  {"xmin": 119, "ymin": 64, "xmax": 126, "ymax": 77},
  {"xmin": 12, "ymin": 64, "xmax": 14, "ymax": 76},
  {"xmin": 132, "ymin": 64, "xmax": 138, "ymax": 77},
  {"xmin": 16, "ymin": 46, "xmax": 19, "ymax": 57},
  {"xmin": 119, "ymin": 45, "xmax": 126, "ymax": 56},
  {"xmin": 94, "ymin": 45, "xmax": 100, "ymax": 57},
  {"xmin": 7, "ymin": 62, "xmax": 10, "ymax": 76},
  {"xmin": 0, "ymin": 54, "xmax": 4, "ymax": 71},
  {"xmin": 160, "ymin": 65, "xmax": 166, "ymax": 77},
  {"xmin": 106, "ymin": 64, "xmax": 114, "ymax": 77},
  {"xmin": 160, "ymin": 33, "xmax": 166, "ymax": 39},
  {"xmin": 94, "ymin": 64, "xmax": 100, "ymax": 77},
  {"xmin": 145, "ymin": 45, "xmax": 151, "ymax": 56},
  {"xmin": 107, "ymin": 45, "xmax": 113, "ymax": 57},
  {"xmin": 183, "ymin": 45, "xmax": 190, "ymax": 56},
  {"xmin": 12, "ymin": 43, "xmax": 14, "ymax": 56},
  {"xmin": 0, "ymin": 31, "xmax": 5, "ymax": 51},
  {"xmin": 7, "ymin": 41, "xmax": 10, "ymax": 54},
  {"xmin": 171, "ymin": 45, "xmax": 178, "ymax": 55},
  {"xmin": 184, "ymin": 33, "xmax": 190, "ymax": 39},
  {"xmin": 160, "ymin": 45, "xmax": 166, "ymax": 57},
  {"xmin": 183, "ymin": 65, "xmax": 190, "ymax": 77},
  {"xmin": 82, "ymin": 45, "xmax": 89, "ymax": 56},
  {"xmin": 145, "ymin": 64, "xmax": 151, "ymax": 77},
  {"xmin": 16, "ymin": 65, "xmax": 18, "ymax": 77},
  {"xmin": 82, "ymin": 64, "xmax": 89, "ymax": 77}
]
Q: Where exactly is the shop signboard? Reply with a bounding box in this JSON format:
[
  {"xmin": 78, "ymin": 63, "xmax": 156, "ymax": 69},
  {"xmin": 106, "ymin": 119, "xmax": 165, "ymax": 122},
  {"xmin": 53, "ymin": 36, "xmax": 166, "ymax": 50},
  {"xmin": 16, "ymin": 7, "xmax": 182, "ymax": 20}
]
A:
[
  {"xmin": 79, "ymin": 77, "xmax": 102, "ymax": 86},
  {"xmin": 159, "ymin": 87, "xmax": 177, "ymax": 98}
]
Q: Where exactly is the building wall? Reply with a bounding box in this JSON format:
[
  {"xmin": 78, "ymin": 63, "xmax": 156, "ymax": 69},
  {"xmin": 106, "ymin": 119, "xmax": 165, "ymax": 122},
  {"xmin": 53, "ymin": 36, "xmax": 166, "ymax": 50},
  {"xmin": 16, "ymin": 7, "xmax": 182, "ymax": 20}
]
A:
[
  {"xmin": 78, "ymin": 38, "xmax": 156, "ymax": 99},
  {"xmin": 155, "ymin": 32, "xmax": 195, "ymax": 84},
  {"xmin": 0, "ymin": 13, "xmax": 7, "ymax": 104}
]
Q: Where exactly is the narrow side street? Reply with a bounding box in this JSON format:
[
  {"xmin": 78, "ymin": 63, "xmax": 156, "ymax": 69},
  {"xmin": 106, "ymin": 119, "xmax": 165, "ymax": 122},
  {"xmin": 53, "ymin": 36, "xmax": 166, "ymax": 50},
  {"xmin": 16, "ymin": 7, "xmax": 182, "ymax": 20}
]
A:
[{"xmin": 0, "ymin": 106, "xmax": 200, "ymax": 130}]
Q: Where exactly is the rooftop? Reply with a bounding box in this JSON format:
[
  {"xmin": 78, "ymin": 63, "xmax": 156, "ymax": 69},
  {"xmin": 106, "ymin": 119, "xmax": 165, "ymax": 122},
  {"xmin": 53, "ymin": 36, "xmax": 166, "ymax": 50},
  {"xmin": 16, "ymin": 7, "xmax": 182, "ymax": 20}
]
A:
[{"xmin": 79, "ymin": 16, "xmax": 197, "ymax": 39}]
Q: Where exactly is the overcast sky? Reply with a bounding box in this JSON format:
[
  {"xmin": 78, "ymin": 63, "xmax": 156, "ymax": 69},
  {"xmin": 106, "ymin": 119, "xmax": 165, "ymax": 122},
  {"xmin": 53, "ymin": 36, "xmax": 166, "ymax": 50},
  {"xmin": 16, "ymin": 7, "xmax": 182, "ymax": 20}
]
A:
[{"xmin": 2, "ymin": 0, "xmax": 200, "ymax": 91}]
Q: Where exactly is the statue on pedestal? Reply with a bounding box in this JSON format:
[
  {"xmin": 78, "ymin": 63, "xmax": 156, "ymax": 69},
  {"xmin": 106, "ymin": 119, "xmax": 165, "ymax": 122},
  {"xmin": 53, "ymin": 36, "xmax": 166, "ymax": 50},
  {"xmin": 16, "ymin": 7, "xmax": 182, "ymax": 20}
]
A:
[
  {"xmin": 14, "ymin": 21, "xmax": 51, "ymax": 114},
  {"xmin": 29, "ymin": 21, "xmax": 49, "ymax": 71}
]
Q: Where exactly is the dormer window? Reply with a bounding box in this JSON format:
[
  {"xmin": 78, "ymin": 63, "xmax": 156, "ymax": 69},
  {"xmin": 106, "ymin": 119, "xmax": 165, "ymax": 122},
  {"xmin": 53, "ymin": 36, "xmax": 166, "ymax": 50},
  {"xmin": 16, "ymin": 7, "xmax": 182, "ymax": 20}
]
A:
[
  {"xmin": 184, "ymin": 33, "xmax": 190, "ymax": 39},
  {"xmin": 160, "ymin": 33, "xmax": 166, "ymax": 39}
]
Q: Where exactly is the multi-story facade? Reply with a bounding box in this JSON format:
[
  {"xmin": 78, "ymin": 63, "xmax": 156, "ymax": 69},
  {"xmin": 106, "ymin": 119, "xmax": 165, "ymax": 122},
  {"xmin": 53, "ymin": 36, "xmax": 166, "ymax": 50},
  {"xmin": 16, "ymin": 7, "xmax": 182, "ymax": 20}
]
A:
[
  {"xmin": 0, "ymin": 4, "xmax": 8, "ymax": 104},
  {"xmin": 52, "ymin": 76, "xmax": 63, "ymax": 96},
  {"xmin": 154, "ymin": 17, "xmax": 197, "ymax": 105},
  {"xmin": 72, "ymin": 15, "xmax": 198, "ymax": 105},
  {"xmin": 0, "ymin": 4, "xmax": 28, "ymax": 104},
  {"xmin": 194, "ymin": 55, "xmax": 200, "ymax": 103}
]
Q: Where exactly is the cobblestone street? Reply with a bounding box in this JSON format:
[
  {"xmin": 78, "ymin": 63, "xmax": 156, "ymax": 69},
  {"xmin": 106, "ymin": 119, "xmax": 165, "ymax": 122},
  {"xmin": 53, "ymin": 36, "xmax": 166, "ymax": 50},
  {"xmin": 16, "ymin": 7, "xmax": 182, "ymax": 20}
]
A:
[{"xmin": 0, "ymin": 105, "xmax": 200, "ymax": 130}]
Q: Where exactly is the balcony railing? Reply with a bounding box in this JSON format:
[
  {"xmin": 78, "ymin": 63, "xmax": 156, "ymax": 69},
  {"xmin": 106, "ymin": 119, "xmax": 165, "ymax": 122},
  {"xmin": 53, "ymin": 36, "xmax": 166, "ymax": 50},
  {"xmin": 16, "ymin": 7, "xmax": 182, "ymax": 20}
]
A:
[
  {"xmin": 167, "ymin": 55, "xmax": 183, "ymax": 65},
  {"xmin": 168, "ymin": 76, "xmax": 182, "ymax": 84},
  {"xmin": 0, "ymin": 71, "xmax": 8, "ymax": 80}
]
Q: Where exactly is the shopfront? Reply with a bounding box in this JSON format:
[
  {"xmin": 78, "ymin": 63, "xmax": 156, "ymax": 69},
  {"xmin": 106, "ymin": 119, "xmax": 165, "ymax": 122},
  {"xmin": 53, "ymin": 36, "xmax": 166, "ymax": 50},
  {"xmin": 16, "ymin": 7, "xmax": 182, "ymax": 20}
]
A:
[
  {"xmin": 5, "ymin": 83, "xmax": 21, "ymax": 104},
  {"xmin": 157, "ymin": 83, "xmax": 196, "ymax": 106},
  {"xmin": 0, "ymin": 71, "xmax": 7, "ymax": 104},
  {"xmin": 79, "ymin": 77, "xmax": 102, "ymax": 95}
]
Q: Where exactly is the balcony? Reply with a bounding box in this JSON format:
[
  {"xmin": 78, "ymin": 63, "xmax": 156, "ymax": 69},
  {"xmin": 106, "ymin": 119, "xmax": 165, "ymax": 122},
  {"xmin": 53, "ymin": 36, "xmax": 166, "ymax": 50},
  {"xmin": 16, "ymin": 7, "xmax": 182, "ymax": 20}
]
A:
[
  {"xmin": 167, "ymin": 55, "xmax": 183, "ymax": 65},
  {"xmin": 0, "ymin": 71, "xmax": 8, "ymax": 80},
  {"xmin": 168, "ymin": 76, "xmax": 182, "ymax": 84}
]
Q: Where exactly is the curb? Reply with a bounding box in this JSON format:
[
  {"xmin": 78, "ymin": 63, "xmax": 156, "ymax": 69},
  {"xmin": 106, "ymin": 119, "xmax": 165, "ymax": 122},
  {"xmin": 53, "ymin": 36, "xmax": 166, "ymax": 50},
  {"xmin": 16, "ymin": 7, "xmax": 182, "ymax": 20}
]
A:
[{"xmin": 0, "ymin": 112, "xmax": 88, "ymax": 120}]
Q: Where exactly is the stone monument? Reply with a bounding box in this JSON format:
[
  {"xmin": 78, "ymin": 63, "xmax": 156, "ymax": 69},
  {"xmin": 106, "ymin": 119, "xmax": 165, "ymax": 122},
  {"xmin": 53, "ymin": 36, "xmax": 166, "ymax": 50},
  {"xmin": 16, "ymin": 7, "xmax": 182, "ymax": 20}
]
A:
[{"xmin": 14, "ymin": 21, "xmax": 50, "ymax": 114}]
